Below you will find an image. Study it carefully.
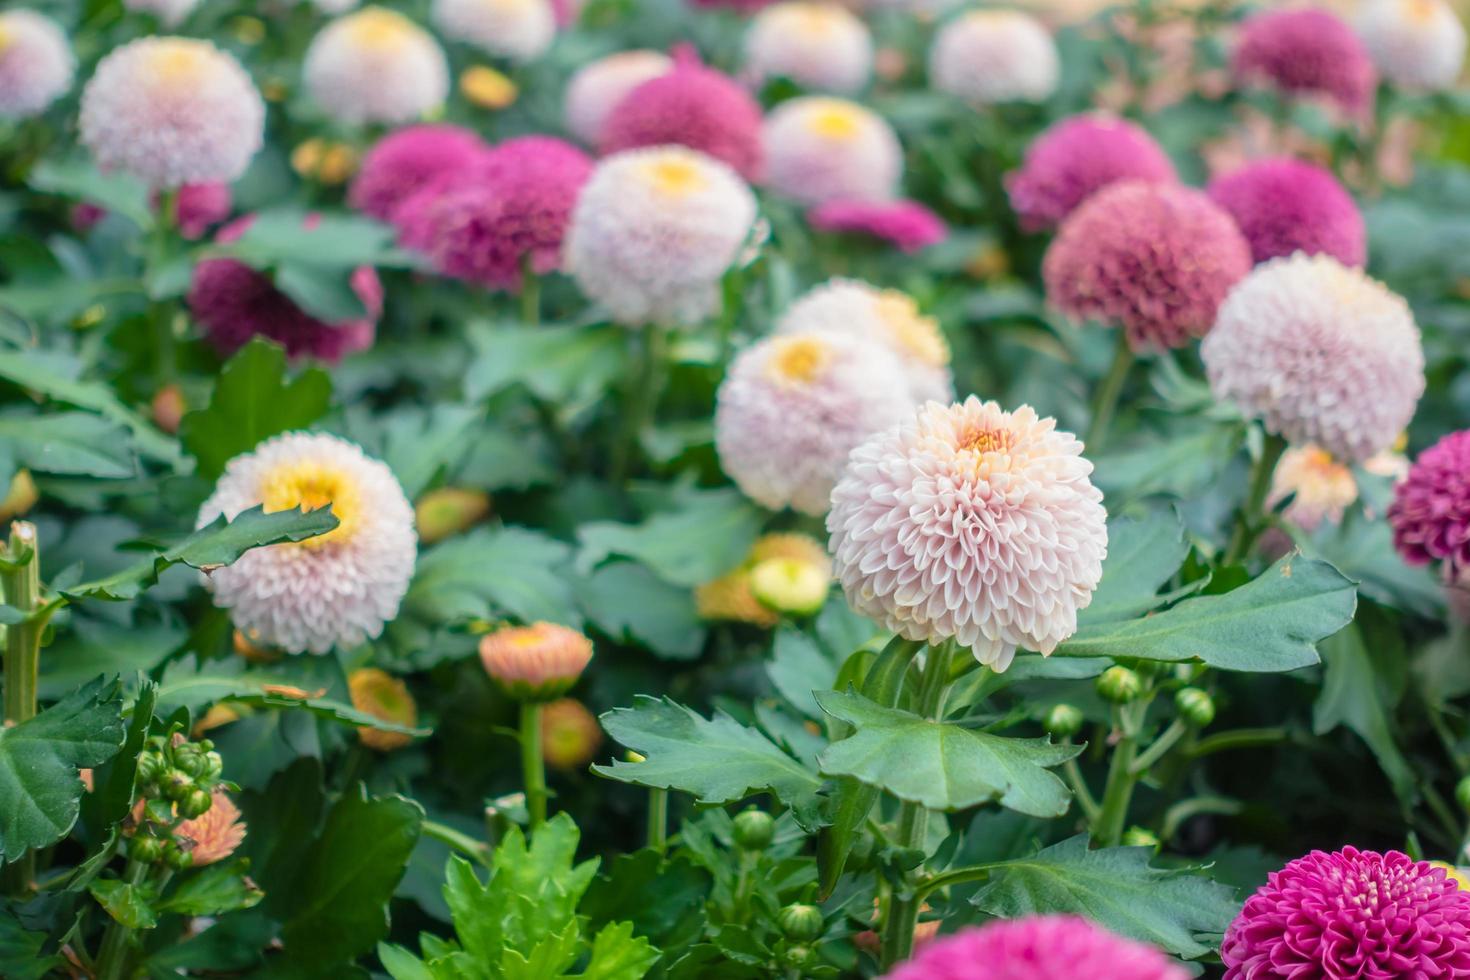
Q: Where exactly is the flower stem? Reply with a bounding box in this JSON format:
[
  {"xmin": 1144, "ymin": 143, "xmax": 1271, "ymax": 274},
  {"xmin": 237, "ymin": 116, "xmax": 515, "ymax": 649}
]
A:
[
  {"xmin": 609, "ymin": 325, "xmax": 668, "ymax": 489},
  {"xmin": 1094, "ymin": 702, "xmax": 1147, "ymax": 847},
  {"xmin": 1223, "ymin": 432, "xmax": 1288, "ymax": 566},
  {"xmin": 1129, "ymin": 719, "xmax": 1188, "ymax": 776},
  {"xmin": 520, "ymin": 701, "xmax": 547, "ymax": 829},
  {"xmin": 94, "ymin": 858, "xmax": 149, "ymax": 980},
  {"xmin": 520, "ymin": 255, "xmax": 541, "ymax": 325},
  {"xmin": 1085, "ymin": 334, "xmax": 1134, "ymax": 451},
  {"xmin": 2, "ymin": 521, "xmax": 42, "ymax": 896},
  {"xmin": 647, "ymin": 788, "xmax": 667, "ymax": 854},
  {"xmin": 421, "ymin": 820, "xmax": 491, "ymax": 865}
]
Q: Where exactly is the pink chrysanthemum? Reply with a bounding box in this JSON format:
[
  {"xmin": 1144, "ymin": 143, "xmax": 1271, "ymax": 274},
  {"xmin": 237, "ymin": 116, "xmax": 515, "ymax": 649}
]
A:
[
  {"xmin": 1202, "ymin": 253, "xmax": 1424, "ymax": 463},
  {"xmin": 1223, "ymin": 847, "xmax": 1470, "ymax": 979},
  {"xmin": 717, "ymin": 332, "xmax": 918, "ymax": 515},
  {"xmin": 1006, "ymin": 114, "xmax": 1177, "ymax": 231},
  {"xmin": 828, "ymin": 397, "xmax": 1108, "ymax": 670},
  {"xmin": 1390, "ymin": 430, "xmax": 1470, "ymax": 572},
  {"xmin": 1208, "ymin": 157, "xmax": 1366, "ymax": 267},
  {"xmin": 479, "ymin": 622, "xmax": 593, "ymax": 701},
  {"xmin": 762, "ymin": 96, "xmax": 902, "ymax": 206},
  {"xmin": 174, "ymin": 791, "xmax": 246, "ymax": 867},
  {"xmin": 432, "ymin": 0, "xmax": 556, "ymax": 63},
  {"xmin": 1231, "ymin": 8, "xmax": 1377, "ymax": 116},
  {"xmin": 349, "ymin": 124, "xmax": 489, "ymax": 222},
  {"xmin": 0, "ymin": 9, "xmax": 75, "ymax": 121},
  {"xmin": 885, "ymin": 915, "xmax": 1186, "ymax": 980},
  {"xmin": 597, "ymin": 48, "xmax": 765, "ymax": 181},
  {"xmin": 189, "ymin": 215, "xmax": 382, "ymax": 362},
  {"xmin": 808, "ymin": 199, "xmax": 947, "ymax": 253},
  {"xmin": 1043, "ymin": 181, "xmax": 1251, "ymax": 351},
  {"xmin": 170, "ymin": 182, "xmax": 232, "ymax": 240},
  {"xmin": 564, "ymin": 50, "xmax": 673, "ymax": 146}
]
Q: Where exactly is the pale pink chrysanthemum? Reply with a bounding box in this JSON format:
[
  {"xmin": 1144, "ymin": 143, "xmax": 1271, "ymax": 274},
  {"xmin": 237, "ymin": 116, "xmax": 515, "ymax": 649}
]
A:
[
  {"xmin": 431, "ymin": 0, "xmax": 556, "ymax": 64},
  {"xmin": 196, "ymin": 432, "xmax": 417, "ymax": 654},
  {"xmin": 1231, "ymin": 8, "xmax": 1377, "ymax": 116},
  {"xmin": 174, "ymin": 791, "xmax": 246, "ymax": 867},
  {"xmin": 1356, "ymin": 0, "xmax": 1466, "ymax": 92},
  {"xmin": 1390, "ymin": 429, "xmax": 1470, "ymax": 572},
  {"xmin": 1222, "ymin": 847, "xmax": 1470, "ymax": 979},
  {"xmin": 1206, "ymin": 157, "xmax": 1366, "ymax": 268},
  {"xmin": 777, "ymin": 278, "xmax": 953, "ymax": 404},
  {"xmin": 79, "ymin": 37, "xmax": 264, "ymax": 189},
  {"xmin": 122, "ymin": 0, "xmax": 200, "ymax": 26},
  {"xmin": 762, "ymin": 96, "xmax": 902, "ymax": 206},
  {"xmin": 304, "ymin": 6, "xmax": 449, "ymax": 125},
  {"xmin": 885, "ymin": 915, "xmax": 1187, "ymax": 980},
  {"xmin": 716, "ymin": 331, "xmax": 918, "ymax": 515},
  {"xmin": 807, "ymin": 199, "xmax": 947, "ymax": 253},
  {"xmin": 1202, "ymin": 253, "xmax": 1424, "ymax": 464},
  {"xmin": 349, "ymin": 124, "xmax": 489, "ymax": 222},
  {"xmin": 929, "ymin": 10, "xmax": 1059, "ymax": 106},
  {"xmin": 563, "ymin": 50, "xmax": 673, "ymax": 146},
  {"xmin": 479, "ymin": 622, "xmax": 593, "ymax": 701},
  {"xmin": 1268, "ymin": 444, "xmax": 1358, "ymax": 532},
  {"xmin": 828, "ymin": 397, "xmax": 1107, "ymax": 670},
  {"xmin": 744, "ymin": 2, "xmax": 873, "ymax": 94},
  {"xmin": 1043, "ymin": 180, "xmax": 1251, "ymax": 351},
  {"xmin": 0, "ymin": 9, "xmax": 74, "ymax": 120}
]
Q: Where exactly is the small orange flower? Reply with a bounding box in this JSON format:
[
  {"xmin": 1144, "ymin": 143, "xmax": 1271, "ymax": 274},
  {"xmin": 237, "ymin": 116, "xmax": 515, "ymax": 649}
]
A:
[
  {"xmin": 175, "ymin": 790, "xmax": 246, "ymax": 867},
  {"xmin": 479, "ymin": 623, "xmax": 593, "ymax": 702},
  {"xmin": 349, "ymin": 667, "xmax": 418, "ymax": 752}
]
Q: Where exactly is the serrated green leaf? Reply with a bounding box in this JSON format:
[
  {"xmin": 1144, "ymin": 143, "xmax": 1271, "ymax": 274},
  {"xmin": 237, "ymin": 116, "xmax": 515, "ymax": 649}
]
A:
[
  {"xmin": 767, "ymin": 629, "xmax": 840, "ymax": 720},
  {"xmin": 582, "ymin": 921, "xmax": 660, "ymax": 980},
  {"xmin": 465, "ymin": 322, "xmax": 627, "ymax": 407},
  {"xmin": 576, "ymin": 489, "xmax": 763, "ymax": 588},
  {"xmin": 407, "ymin": 526, "xmax": 581, "ymax": 627},
  {"xmin": 89, "ymin": 877, "xmax": 158, "ymax": 929},
  {"xmin": 156, "ymin": 859, "xmax": 264, "ymax": 916}
]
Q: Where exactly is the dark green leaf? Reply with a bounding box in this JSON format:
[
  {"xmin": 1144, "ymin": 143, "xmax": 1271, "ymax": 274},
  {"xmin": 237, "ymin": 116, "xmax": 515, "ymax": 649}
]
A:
[
  {"xmin": 157, "ymin": 859, "xmax": 265, "ymax": 916},
  {"xmin": 1080, "ymin": 509, "xmax": 1192, "ymax": 625},
  {"xmin": 0, "ymin": 905, "xmax": 62, "ymax": 979},
  {"xmin": 578, "ymin": 561, "xmax": 704, "ymax": 660},
  {"xmin": 577, "ymin": 489, "xmax": 763, "ymax": 588},
  {"xmin": 407, "ymin": 526, "xmax": 581, "ymax": 627},
  {"xmin": 89, "ymin": 878, "xmax": 157, "ymax": 929},
  {"xmin": 1314, "ymin": 621, "xmax": 1416, "ymax": 804}
]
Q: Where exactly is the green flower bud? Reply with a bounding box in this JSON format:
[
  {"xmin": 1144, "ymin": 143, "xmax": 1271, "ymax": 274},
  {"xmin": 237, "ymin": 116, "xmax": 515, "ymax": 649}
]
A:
[
  {"xmin": 778, "ymin": 903, "xmax": 824, "ymax": 942},
  {"xmin": 129, "ymin": 834, "xmax": 164, "ymax": 864},
  {"xmin": 748, "ymin": 557, "xmax": 830, "ymax": 617},
  {"xmin": 1121, "ymin": 826, "xmax": 1160, "ymax": 851},
  {"xmin": 199, "ymin": 751, "xmax": 224, "ymax": 782},
  {"xmin": 136, "ymin": 750, "xmax": 167, "ymax": 785},
  {"xmin": 173, "ymin": 749, "xmax": 206, "ymax": 777},
  {"xmin": 1175, "ymin": 687, "xmax": 1216, "ymax": 728},
  {"xmin": 162, "ymin": 841, "xmax": 194, "ymax": 871},
  {"xmin": 1043, "ymin": 704, "xmax": 1084, "ymax": 739},
  {"xmin": 161, "ymin": 769, "xmax": 195, "ymax": 801},
  {"xmin": 1097, "ymin": 666, "xmax": 1144, "ymax": 704},
  {"xmin": 1457, "ymin": 776, "xmax": 1470, "ymax": 816},
  {"xmin": 732, "ymin": 808, "xmax": 775, "ymax": 851},
  {"xmin": 783, "ymin": 944, "xmax": 814, "ymax": 968},
  {"xmin": 180, "ymin": 788, "xmax": 213, "ymax": 819}
]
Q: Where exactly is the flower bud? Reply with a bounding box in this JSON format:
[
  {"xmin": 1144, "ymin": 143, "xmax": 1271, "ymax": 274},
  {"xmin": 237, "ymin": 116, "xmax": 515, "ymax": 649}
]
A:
[
  {"xmin": 1121, "ymin": 826, "xmax": 1160, "ymax": 851},
  {"xmin": 136, "ymin": 750, "xmax": 167, "ymax": 786},
  {"xmin": 152, "ymin": 384, "xmax": 185, "ymax": 435},
  {"xmin": 415, "ymin": 488, "xmax": 492, "ymax": 545},
  {"xmin": 783, "ymin": 944, "xmax": 815, "ymax": 968},
  {"xmin": 173, "ymin": 745, "xmax": 206, "ymax": 777},
  {"xmin": 349, "ymin": 667, "xmax": 418, "ymax": 752},
  {"xmin": 540, "ymin": 698, "xmax": 604, "ymax": 771},
  {"xmin": 778, "ymin": 903, "xmax": 825, "ymax": 942},
  {"xmin": 460, "ymin": 65, "xmax": 518, "ymax": 110},
  {"xmin": 0, "ymin": 470, "xmax": 38, "ymax": 522},
  {"xmin": 732, "ymin": 808, "xmax": 775, "ymax": 851},
  {"xmin": 479, "ymin": 622, "xmax": 593, "ymax": 702},
  {"xmin": 161, "ymin": 769, "xmax": 195, "ymax": 801},
  {"xmin": 129, "ymin": 834, "xmax": 164, "ymax": 864},
  {"xmin": 1457, "ymin": 776, "xmax": 1470, "ymax": 815},
  {"xmin": 180, "ymin": 788, "xmax": 213, "ymax": 819},
  {"xmin": 1097, "ymin": 666, "xmax": 1143, "ymax": 704},
  {"xmin": 749, "ymin": 557, "xmax": 831, "ymax": 617},
  {"xmin": 162, "ymin": 841, "xmax": 194, "ymax": 871},
  {"xmin": 1175, "ymin": 687, "xmax": 1216, "ymax": 728},
  {"xmin": 1043, "ymin": 703, "xmax": 1084, "ymax": 739}
]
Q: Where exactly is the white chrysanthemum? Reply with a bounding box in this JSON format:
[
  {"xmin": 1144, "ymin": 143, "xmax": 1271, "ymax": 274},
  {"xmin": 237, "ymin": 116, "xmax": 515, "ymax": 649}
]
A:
[
  {"xmin": 563, "ymin": 50, "xmax": 673, "ymax": 145},
  {"xmin": 828, "ymin": 397, "xmax": 1108, "ymax": 670},
  {"xmin": 716, "ymin": 332, "xmax": 917, "ymax": 515},
  {"xmin": 1202, "ymin": 253, "xmax": 1425, "ymax": 464},
  {"xmin": 122, "ymin": 0, "xmax": 200, "ymax": 26},
  {"xmin": 929, "ymin": 10, "xmax": 1060, "ymax": 105},
  {"xmin": 197, "ymin": 432, "xmax": 417, "ymax": 655},
  {"xmin": 762, "ymin": 96, "xmax": 902, "ymax": 206},
  {"xmin": 432, "ymin": 0, "xmax": 555, "ymax": 64},
  {"xmin": 1355, "ymin": 0, "xmax": 1466, "ymax": 92},
  {"xmin": 745, "ymin": 3, "xmax": 873, "ymax": 94},
  {"xmin": 79, "ymin": 37, "xmax": 264, "ymax": 188},
  {"xmin": 565, "ymin": 146, "xmax": 757, "ymax": 327},
  {"xmin": 0, "ymin": 10, "xmax": 74, "ymax": 120},
  {"xmin": 304, "ymin": 6, "xmax": 449, "ymax": 125},
  {"xmin": 778, "ymin": 278, "xmax": 953, "ymax": 404}
]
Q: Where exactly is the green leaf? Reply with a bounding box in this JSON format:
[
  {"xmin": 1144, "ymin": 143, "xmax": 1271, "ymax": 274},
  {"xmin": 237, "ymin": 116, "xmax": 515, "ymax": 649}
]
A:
[
  {"xmin": 0, "ymin": 905, "xmax": 63, "ymax": 979},
  {"xmin": 274, "ymin": 262, "xmax": 368, "ymax": 322},
  {"xmin": 582, "ymin": 920, "xmax": 660, "ymax": 980},
  {"xmin": 29, "ymin": 158, "xmax": 152, "ymax": 228},
  {"xmin": 576, "ymin": 489, "xmax": 763, "ymax": 588},
  {"xmin": 972, "ymin": 835, "xmax": 1240, "ymax": 959},
  {"xmin": 594, "ymin": 697, "xmax": 828, "ymax": 831},
  {"xmin": 1092, "ymin": 423, "xmax": 1245, "ymax": 505},
  {"xmin": 375, "ymin": 404, "xmax": 483, "ymax": 499},
  {"xmin": 1314, "ymin": 620, "xmax": 1416, "ymax": 804},
  {"xmin": 0, "ymin": 409, "xmax": 136, "ymax": 479},
  {"xmin": 88, "ymin": 878, "xmax": 158, "ymax": 929},
  {"xmin": 81, "ymin": 679, "xmax": 158, "ymax": 843},
  {"xmin": 1056, "ymin": 554, "xmax": 1357, "ymax": 672},
  {"xmin": 582, "ymin": 849, "xmax": 710, "ymax": 946},
  {"xmin": 157, "ymin": 859, "xmax": 265, "ymax": 916},
  {"xmin": 178, "ymin": 339, "xmax": 332, "ymax": 480},
  {"xmin": 378, "ymin": 942, "xmax": 438, "ymax": 980},
  {"xmin": 407, "ymin": 526, "xmax": 582, "ymax": 627},
  {"xmin": 0, "ymin": 677, "xmax": 126, "ymax": 862},
  {"xmin": 1080, "ymin": 509, "xmax": 1192, "ymax": 625},
  {"xmin": 767, "ymin": 629, "xmax": 840, "ymax": 720},
  {"xmin": 465, "ymin": 322, "xmax": 627, "ymax": 407},
  {"xmin": 577, "ymin": 561, "xmax": 704, "ymax": 660},
  {"xmin": 814, "ymin": 691, "xmax": 1079, "ymax": 816},
  {"xmin": 213, "ymin": 209, "xmax": 402, "ymax": 269}
]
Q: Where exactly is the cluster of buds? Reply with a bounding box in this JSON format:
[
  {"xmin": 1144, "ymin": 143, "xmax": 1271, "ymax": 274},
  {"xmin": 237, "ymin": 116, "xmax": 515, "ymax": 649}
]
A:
[{"xmin": 130, "ymin": 733, "xmax": 233, "ymax": 870}]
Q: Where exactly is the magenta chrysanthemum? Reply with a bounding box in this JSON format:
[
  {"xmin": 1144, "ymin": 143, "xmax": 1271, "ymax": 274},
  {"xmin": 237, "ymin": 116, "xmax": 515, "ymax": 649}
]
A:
[
  {"xmin": 1043, "ymin": 181, "xmax": 1251, "ymax": 351},
  {"xmin": 808, "ymin": 199, "xmax": 947, "ymax": 253},
  {"xmin": 828, "ymin": 397, "xmax": 1108, "ymax": 670},
  {"xmin": 171, "ymin": 182, "xmax": 232, "ymax": 240},
  {"xmin": 1207, "ymin": 157, "xmax": 1366, "ymax": 268},
  {"xmin": 1231, "ymin": 8, "xmax": 1377, "ymax": 116},
  {"xmin": 349, "ymin": 124, "xmax": 489, "ymax": 222},
  {"xmin": 564, "ymin": 50, "xmax": 673, "ymax": 146},
  {"xmin": 885, "ymin": 915, "xmax": 1186, "ymax": 980},
  {"xmin": 0, "ymin": 9, "xmax": 74, "ymax": 121},
  {"xmin": 189, "ymin": 216, "xmax": 382, "ymax": 362},
  {"xmin": 1390, "ymin": 430, "xmax": 1470, "ymax": 572},
  {"xmin": 1222, "ymin": 847, "xmax": 1470, "ymax": 979},
  {"xmin": 597, "ymin": 49, "xmax": 765, "ymax": 181},
  {"xmin": 1006, "ymin": 114, "xmax": 1177, "ymax": 231}
]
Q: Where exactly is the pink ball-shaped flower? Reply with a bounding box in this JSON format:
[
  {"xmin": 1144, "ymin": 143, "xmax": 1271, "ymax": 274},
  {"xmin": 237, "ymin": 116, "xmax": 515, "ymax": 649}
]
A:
[
  {"xmin": 1390, "ymin": 430, "xmax": 1470, "ymax": 572},
  {"xmin": 170, "ymin": 182, "xmax": 233, "ymax": 240},
  {"xmin": 1231, "ymin": 8, "xmax": 1377, "ymax": 116},
  {"xmin": 1043, "ymin": 181, "xmax": 1251, "ymax": 351},
  {"xmin": 1006, "ymin": 115, "xmax": 1177, "ymax": 232},
  {"xmin": 188, "ymin": 216, "xmax": 382, "ymax": 362},
  {"xmin": 1223, "ymin": 847, "xmax": 1470, "ymax": 979},
  {"xmin": 1207, "ymin": 157, "xmax": 1366, "ymax": 267},
  {"xmin": 597, "ymin": 49, "xmax": 764, "ymax": 181},
  {"xmin": 564, "ymin": 50, "xmax": 673, "ymax": 146},
  {"xmin": 349, "ymin": 124, "xmax": 489, "ymax": 222},
  {"xmin": 886, "ymin": 915, "xmax": 1187, "ymax": 980},
  {"xmin": 808, "ymin": 199, "xmax": 947, "ymax": 253},
  {"xmin": 829, "ymin": 397, "xmax": 1108, "ymax": 671}
]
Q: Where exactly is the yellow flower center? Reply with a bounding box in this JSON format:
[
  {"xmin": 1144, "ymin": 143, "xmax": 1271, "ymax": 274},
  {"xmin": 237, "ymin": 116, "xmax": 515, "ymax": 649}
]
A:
[
  {"xmin": 788, "ymin": 3, "xmax": 847, "ymax": 34},
  {"xmin": 1405, "ymin": 0, "xmax": 1438, "ymax": 23},
  {"xmin": 876, "ymin": 293, "xmax": 949, "ymax": 367},
  {"xmin": 259, "ymin": 460, "xmax": 361, "ymax": 547},
  {"xmin": 144, "ymin": 40, "xmax": 211, "ymax": 85},
  {"xmin": 346, "ymin": 8, "xmax": 417, "ymax": 50},
  {"xmin": 959, "ymin": 426, "xmax": 1016, "ymax": 456},
  {"xmin": 0, "ymin": 21, "xmax": 13, "ymax": 53},
  {"xmin": 644, "ymin": 156, "xmax": 708, "ymax": 197},
  {"xmin": 461, "ymin": 66, "xmax": 518, "ymax": 109},
  {"xmin": 767, "ymin": 336, "xmax": 831, "ymax": 384},
  {"xmin": 805, "ymin": 101, "xmax": 864, "ymax": 140}
]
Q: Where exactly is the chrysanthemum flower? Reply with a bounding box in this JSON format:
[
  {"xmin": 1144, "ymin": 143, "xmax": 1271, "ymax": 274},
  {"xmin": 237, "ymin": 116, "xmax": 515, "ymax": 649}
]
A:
[
  {"xmin": 762, "ymin": 96, "xmax": 902, "ymax": 206},
  {"xmin": 349, "ymin": 124, "xmax": 489, "ymax": 222},
  {"xmin": 196, "ymin": 432, "xmax": 417, "ymax": 654},
  {"xmin": 565, "ymin": 146, "xmax": 757, "ymax": 326},
  {"xmin": 1268, "ymin": 444, "xmax": 1358, "ymax": 532},
  {"xmin": 1390, "ymin": 429, "xmax": 1470, "ymax": 572},
  {"xmin": 1006, "ymin": 114, "xmax": 1177, "ymax": 231},
  {"xmin": 929, "ymin": 10, "xmax": 1059, "ymax": 106},
  {"xmin": 168, "ymin": 182, "xmax": 232, "ymax": 240},
  {"xmin": 460, "ymin": 64, "xmax": 518, "ymax": 108},
  {"xmin": 1202, "ymin": 253, "xmax": 1424, "ymax": 463},
  {"xmin": 1207, "ymin": 157, "xmax": 1366, "ymax": 267},
  {"xmin": 0, "ymin": 9, "xmax": 74, "ymax": 120},
  {"xmin": 540, "ymin": 698, "xmax": 603, "ymax": 770},
  {"xmin": 777, "ymin": 278, "xmax": 953, "ymax": 404},
  {"xmin": 349, "ymin": 667, "xmax": 418, "ymax": 751},
  {"xmin": 1356, "ymin": 0, "xmax": 1466, "ymax": 92},
  {"xmin": 1231, "ymin": 8, "xmax": 1377, "ymax": 116},
  {"xmin": 886, "ymin": 915, "xmax": 1186, "ymax": 980},
  {"xmin": 696, "ymin": 533, "xmax": 831, "ymax": 626},
  {"xmin": 189, "ymin": 215, "xmax": 382, "ymax": 362},
  {"xmin": 1431, "ymin": 861, "xmax": 1470, "ymax": 891},
  {"xmin": 564, "ymin": 50, "xmax": 673, "ymax": 146},
  {"xmin": 1043, "ymin": 181, "xmax": 1251, "ymax": 351},
  {"xmin": 122, "ymin": 0, "xmax": 199, "ymax": 26},
  {"xmin": 431, "ymin": 0, "xmax": 556, "ymax": 64},
  {"xmin": 717, "ymin": 332, "xmax": 918, "ymax": 515},
  {"xmin": 744, "ymin": 2, "xmax": 873, "ymax": 94},
  {"xmin": 479, "ymin": 622, "xmax": 593, "ymax": 701},
  {"xmin": 828, "ymin": 398, "xmax": 1108, "ymax": 670},
  {"xmin": 597, "ymin": 50, "xmax": 765, "ymax": 181},
  {"xmin": 807, "ymin": 199, "xmax": 947, "ymax": 254},
  {"xmin": 174, "ymin": 791, "xmax": 246, "ymax": 867},
  {"xmin": 304, "ymin": 6, "xmax": 449, "ymax": 125},
  {"xmin": 79, "ymin": 37, "xmax": 264, "ymax": 188},
  {"xmin": 1222, "ymin": 847, "xmax": 1470, "ymax": 979}
]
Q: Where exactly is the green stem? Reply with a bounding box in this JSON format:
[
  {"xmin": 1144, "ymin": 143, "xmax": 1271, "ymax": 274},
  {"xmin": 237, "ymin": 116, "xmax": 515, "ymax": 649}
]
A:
[
  {"xmin": 520, "ymin": 702, "xmax": 547, "ymax": 829},
  {"xmin": 1062, "ymin": 749, "xmax": 1101, "ymax": 822},
  {"xmin": 1129, "ymin": 719, "xmax": 1188, "ymax": 776},
  {"xmin": 520, "ymin": 255, "xmax": 541, "ymax": 325},
  {"xmin": 2, "ymin": 521, "xmax": 42, "ymax": 896},
  {"xmin": 421, "ymin": 820, "xmax": 490, "ymax": 865},
  {"xmin": 647, "ymin": 788, "xmax": 667, "ymax": 854},
  {"xmin": 1223, "ymin": 433, "xmax": 1288, "ymax": 566},
  {"xmin": 609, "ymin": 325, "xmax": 668, "ymax": 489},
  {"xmin": 95, "ymin": 859, "xmax": 149, "ymax": 980},
  {"xmin": 1160, "ymin": 795, "xmax": 1243, "ymax": 842},
  {"xmin": 914, "ymin": 863, "xmax": 996, "ymax": 903},
  {"xmin": 1085, "ymin": 334, "xmax": 1134, "ymax": 451},
  {"xmin": 732, "ymin": 848, "xmax": 758, "ymax": 924},
  {"xmin": 1094, "ymin": 704, "xmax": 1145, "ymax": 847},
  {"xmin": 1186, "ymin": 727, "xmax": 1287, "ymax": 759}
]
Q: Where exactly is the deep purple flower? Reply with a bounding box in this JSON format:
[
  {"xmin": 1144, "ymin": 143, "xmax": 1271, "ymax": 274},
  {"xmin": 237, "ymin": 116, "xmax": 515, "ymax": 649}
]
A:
[
  {"xmin": 1391, "ymin": 430, "xmax": 1470, "ymax": 572},
  {"xmin": 1222, "ymin": 847, "xmax": 1470, "ymax": 979},
  {"xmin": 808, "ymin": 199, "xmax": 947, "ymax": 253},
  {"xmin": 1208, "ymin": 157, "xmax": 1366, "ymax": 267},
  {"xmin": 348, "ymin": 123, "xmax": 489, "ymax": 222},
  {"xmin": 1231, "ymin": 8, "xmax": 1377, "ymax": 116}
]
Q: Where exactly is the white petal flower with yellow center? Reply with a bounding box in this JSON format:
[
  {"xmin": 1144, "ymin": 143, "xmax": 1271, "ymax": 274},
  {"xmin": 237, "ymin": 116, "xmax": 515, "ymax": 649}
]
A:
[
  {"xmin": 304, "ymin": 6, "xmax": 449, "ymax": 125},
  {"xmin": 196, "ymin": 432, "xmax": 417, "ymax": 655},
  {"xmin": 761, "ymin": 96, "xmax": 902, "ymax": 206},
  {"xmin": 432, "ymin": 0, "xmax": 556, "ymax": 64},
  {"xmin": 1355, "ymin": 0, "xmax": 1466, "ymax": 92},
  {"xmin": 929, "ymin": 9, "xmax": 1060, "ymax": 106},
  {"xmin": 0, "ymin": 9, "xmax": 74, "ymax": 121},
  {"xmin": 744, "ymin": 2, "xmax": 873, "ymax": 94}
]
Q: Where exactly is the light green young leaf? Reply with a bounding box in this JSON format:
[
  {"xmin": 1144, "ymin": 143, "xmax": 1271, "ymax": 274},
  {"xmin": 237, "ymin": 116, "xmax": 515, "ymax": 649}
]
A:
[
  {"xmin": 89, "ymin": 878, "xmax": 158, "ymax": 929},
  {"xmin": 581, "ymin": 921, "xmax": 660, "ymax": 980}
]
